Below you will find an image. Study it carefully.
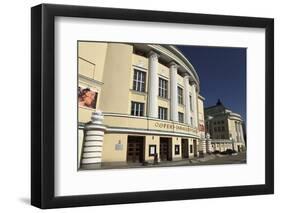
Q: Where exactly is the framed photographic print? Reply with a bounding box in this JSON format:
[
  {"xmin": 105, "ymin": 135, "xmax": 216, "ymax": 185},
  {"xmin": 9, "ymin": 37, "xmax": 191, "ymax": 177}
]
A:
[{"xmin": 31, "ymin": 3, "xmax": 274, "ymax": 209}]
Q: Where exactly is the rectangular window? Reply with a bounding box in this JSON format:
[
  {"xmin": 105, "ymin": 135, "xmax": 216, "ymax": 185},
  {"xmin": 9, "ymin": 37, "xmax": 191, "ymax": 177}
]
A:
[
  {"xmin": 159, "ymin": 78, "xmax": 168, "ymax": 98},
  {"xmin": 190, "ymin": 144, "xmax": 193, "ymax": 153},
  {"xmin": 178, "ymin": 87, "xmax": 183, "ymax": 104},
  {"xmin": 190, "ymin": 117, "xmax": 193, "ymax": 126},
  {"xmin": 178, "ymin": 112, "xmax": 184, "ymax": 123},
  {"xmin": 189, "ymin": 94, "xmax": 193, "ymax": 111},
  {"xmin": 131, "ymin": 101, "xmax": 144, "ymax": 116},
  {"xmin": 133, "ymin": 69, "xmax": 146, "ymax": 92},
  {"xmin": 158, "ymin": 107, "xmax": 168, "ymax": 120}
]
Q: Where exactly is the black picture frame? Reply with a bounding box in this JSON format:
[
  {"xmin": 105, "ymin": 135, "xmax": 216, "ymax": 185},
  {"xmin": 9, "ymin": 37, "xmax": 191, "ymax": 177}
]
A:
[{"xmin": 31, "ymin": 3, "xmax": 274, "ymax": 209}]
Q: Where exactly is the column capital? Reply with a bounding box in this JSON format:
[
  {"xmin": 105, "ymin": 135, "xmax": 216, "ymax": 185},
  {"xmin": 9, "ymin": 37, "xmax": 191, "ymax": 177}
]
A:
[
  {"xmin": 191, "ymin": 81, "xmax": 199, "ymax": 92},
  {"xmin": 190, "ymin": 80, "xmax": 197, "ymax": 86},
  {"xmin": 148, "ymin": 50, "xmax": 160, "ymax": 59},
  {"xmin": 168, "ymin": 61, "xmax": 179, "ymax": 69},
  {"xmin": 183, "ymin": 74, "xmax": 190, "ymax": 79}
]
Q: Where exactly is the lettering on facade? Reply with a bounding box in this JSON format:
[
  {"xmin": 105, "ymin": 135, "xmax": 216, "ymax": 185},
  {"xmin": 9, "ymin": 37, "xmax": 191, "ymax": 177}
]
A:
[{"xmin": 154, "ymin": 122, "xmax": 197, "ymax": 133}]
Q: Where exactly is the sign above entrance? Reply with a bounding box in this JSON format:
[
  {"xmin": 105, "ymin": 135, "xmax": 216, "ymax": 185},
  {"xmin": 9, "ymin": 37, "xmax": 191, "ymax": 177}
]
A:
[{"xmin": 151, "ymin": 120, "xmax": 198, "ymax": 134}]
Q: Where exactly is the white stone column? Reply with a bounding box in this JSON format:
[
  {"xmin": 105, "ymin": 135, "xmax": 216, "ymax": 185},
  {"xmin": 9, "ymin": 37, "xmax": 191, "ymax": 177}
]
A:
[
  {"xmin": 81, "ymin": 111, "xmax": 106, "ymax": 169},
  {"xmin": 169, "ymin": 62, "xmax": 178, "ymax": 122},
  {"xmin": 148, "ymin": 51, "xmax": 159, "ymax": 118},
  {"xmin": 235, "ymin": 122, "xmax": 240, "ymax": 142},
  {"xmin": 239, "ymin": 122, "xmax": 245, "ymax": 143},
  {"xmin": 206, "ymin": 133, "xmax": 212, "ymax": 153},
  {"xmin": 191, "ymin": 83, "xmax": 198, "ymax": 128},
  {"xmin": 199, "ymin": 134, "xmax": 207, "ymax": 155},
  {"xmin": 183, "ymin": 75, "xmax": 191, "ymax": 125},
  {"xmin": 231, "ymin": 138, "xmax": 236, "ymax": 151}
]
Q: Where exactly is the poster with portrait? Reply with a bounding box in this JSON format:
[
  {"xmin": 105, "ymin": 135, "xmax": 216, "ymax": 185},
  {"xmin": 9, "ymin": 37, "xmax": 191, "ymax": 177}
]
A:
[{"xmin": 78, "ymin": 86, "xmax": 98, "ymax": 109}]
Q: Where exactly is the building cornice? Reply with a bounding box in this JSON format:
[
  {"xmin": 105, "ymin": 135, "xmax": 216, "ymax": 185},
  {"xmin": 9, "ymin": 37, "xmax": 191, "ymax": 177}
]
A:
[
  {"xmin": 198, "ymin": 94, "xmax": 205, "ymax": 101},
  {"xmin": 148, "ymin": 44, "xmax": 200, "ymax": 88}
]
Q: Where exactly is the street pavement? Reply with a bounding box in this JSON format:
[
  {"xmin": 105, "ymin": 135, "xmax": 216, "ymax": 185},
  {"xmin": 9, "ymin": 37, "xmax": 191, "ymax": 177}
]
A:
[{"xmin": 80, "ymin": 152, "xmax": 246, "ymax": 170}]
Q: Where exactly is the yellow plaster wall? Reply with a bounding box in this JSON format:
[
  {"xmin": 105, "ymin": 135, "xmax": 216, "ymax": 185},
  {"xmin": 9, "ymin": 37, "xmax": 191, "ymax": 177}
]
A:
[
  {"xmin": 132, "ymin": 54, "xmax": 148, "ymax": 69},
  {"xmin": 102, "ymin": 133, "xmax": 128, "ymax": 162},
  {"xmin": 78, "ymin": 42, "xmax": 107, "ymax": 82},
  {"xmin": 145, "ymin": 135, "xmax": 160, "ymax": 162},
  {"xmin": 172, "ymin": 137, "xmax": 182, "ymax": 160},
  {"xmin": 99, "ymin": 43, "xmax": 133, "ymax": 114}
]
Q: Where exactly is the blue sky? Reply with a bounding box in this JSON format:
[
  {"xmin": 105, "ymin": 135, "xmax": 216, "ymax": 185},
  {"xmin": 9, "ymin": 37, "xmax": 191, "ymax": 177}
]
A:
[{"xmin": 176, "ymin": 45, "xmax": 246, "ymax": 122}]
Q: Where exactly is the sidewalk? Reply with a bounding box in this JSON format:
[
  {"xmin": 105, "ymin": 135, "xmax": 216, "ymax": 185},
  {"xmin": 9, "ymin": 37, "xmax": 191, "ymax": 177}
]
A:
[{"xmin": 80, "ymin": 152, "xmax": 246, "ymax": 170}]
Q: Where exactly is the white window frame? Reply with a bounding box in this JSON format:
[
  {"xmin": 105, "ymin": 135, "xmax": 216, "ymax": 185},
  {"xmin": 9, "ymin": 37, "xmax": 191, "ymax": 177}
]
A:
[
  {"xmin": 131, "ymin": 101, "xmax": 144, "ymax": 116},
  {"xmin": 133, "ymin": 69, "xmax": 146, "ymax": 92},
  {"xmin": 159, "ymin": 78, "xmax": 168, "ymax": 98},
  {"xmin": 158, "ymin": 107, "xmax": 168, "ymax": 120},
  {"xmin": 178, "ymin": 112, "xmax": 184, "ymax": 123},
  {"xmin": 178, "ymin": 86, "xmax": 183, "ymax": 104}
]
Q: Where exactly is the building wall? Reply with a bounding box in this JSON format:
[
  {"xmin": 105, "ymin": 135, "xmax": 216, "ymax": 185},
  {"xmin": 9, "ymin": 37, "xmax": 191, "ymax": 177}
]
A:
[
  {"xmin": 208, "ymin": 116, "xmax": 229, "ymax": 139},
  {"xmin": 198, "ymin": 98, "xmax": 205, "ymax": 126},
  {"xmin": 79, "ymin": 105, "xmax": 93, "ymax": 124},
  {"xmin": 228, "ymin": 119, "xmax": 238, "ymax": 141},
  {"xmin": 172, "ymin": 137, "xmax": 182, "ymax": 160},
  {"xmin": 132, "ymin": 54, "xmax": 149, "ymax": 69},
  {"xmin": 102, "ymin": 133, "xmax": 128, "ymax": 162},
  {"xmin": 100, "ymin": 134, "xmax": 194, "ymax": 163},
  {"xmin": 99, "ymin": 43, "xmax": 133, "ymax": 114},
  {"xmin": 144, "ymin": 135, "xmax": 160, "ymax": 162},
  {"xmin": 78, "ymin": 42, "xmax": 107, "ymax": 122},
  {"xmin": 78, "ymin": 42, "xmax": 204, "ymax": 165},
  {"xmin": 78, "ymin": 42, "xmax": 108, "ymax": 82},
  {"xmin": 78, "ymin": 42, "xmax": 201, "ymax": 127},
  {"xmin": 197, "ymin": 97, "xmax": 206, "ymax": 152}
]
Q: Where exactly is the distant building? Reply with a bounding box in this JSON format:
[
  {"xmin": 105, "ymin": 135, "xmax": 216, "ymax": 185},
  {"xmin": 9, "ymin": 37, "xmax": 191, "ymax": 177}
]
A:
[{"xmin": 205, "ymin": 99, "xmax": 246, "ymax": 152}]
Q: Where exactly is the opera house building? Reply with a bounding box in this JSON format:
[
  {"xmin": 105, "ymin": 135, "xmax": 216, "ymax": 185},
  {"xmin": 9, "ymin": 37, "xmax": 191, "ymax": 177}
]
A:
[
  {"xmin": 78, "ymin": 41, "xmax": 207, "ymax": 169},
  {"xmin": 205, "ymin": 100, "xmax": 246, "ymax": 153}
]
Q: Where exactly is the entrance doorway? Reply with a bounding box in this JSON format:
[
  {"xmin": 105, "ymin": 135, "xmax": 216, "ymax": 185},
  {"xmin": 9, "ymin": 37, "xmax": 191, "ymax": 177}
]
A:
[
  {"xmin": 160, "ymin": 137, "xmax": 172, "ymax": 161},
  {"xmin": 181, "ymin": 139, "xmax": 189, "ymax": 158},
  {"xmin": 127, "ymin": 136, "xmax": 144, "ymax": 163}
]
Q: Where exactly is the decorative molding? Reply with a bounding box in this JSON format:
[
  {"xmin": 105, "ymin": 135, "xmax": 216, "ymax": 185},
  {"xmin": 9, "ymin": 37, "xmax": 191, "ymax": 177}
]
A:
[
  {"xmin": 132, "ymin": 64, "xmax": 148, "ymax": 71},
  {"xmin": 78, "ymin": 56, "xmax": 96, "ymax": 66},
  {"xmin": 106, "ymin": 127, "xmax": 199, "ymax": 139},
  {"xmin": 79, "ymin": 74, "xmax": 104, "ymax": 86}
]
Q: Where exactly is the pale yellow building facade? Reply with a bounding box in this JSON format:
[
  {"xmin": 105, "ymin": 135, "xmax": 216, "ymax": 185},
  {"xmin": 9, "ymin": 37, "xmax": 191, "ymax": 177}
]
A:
[{"xmin": 78, "ymin": 42, "xmax": 206, "ymax": 169}]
